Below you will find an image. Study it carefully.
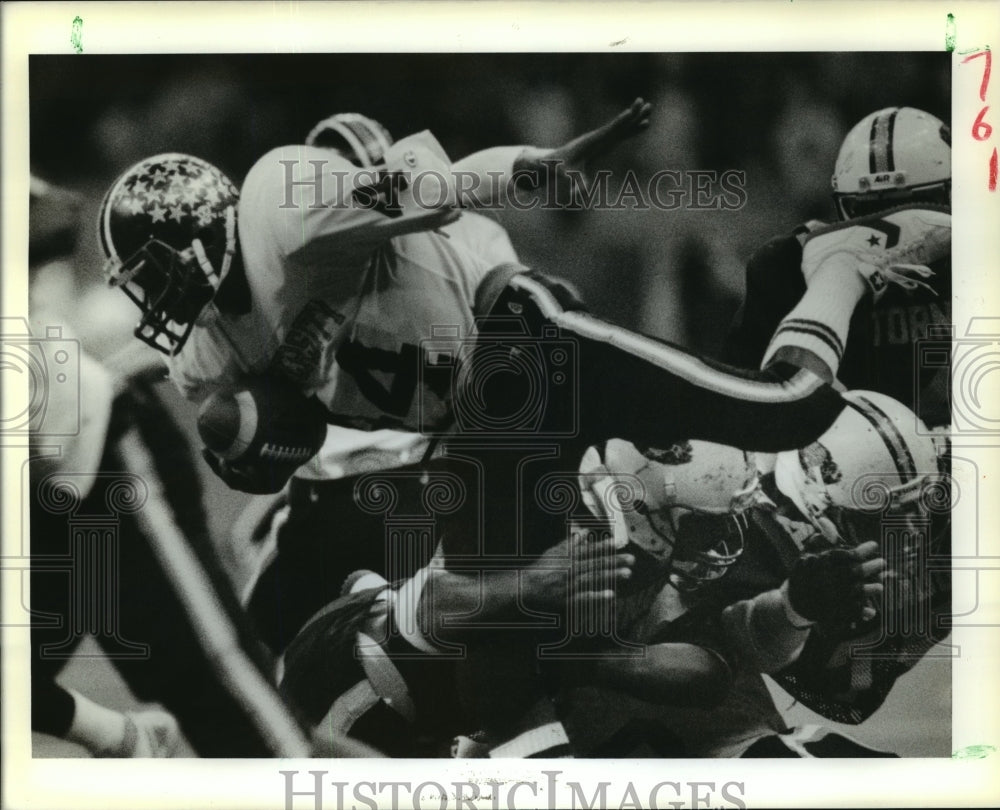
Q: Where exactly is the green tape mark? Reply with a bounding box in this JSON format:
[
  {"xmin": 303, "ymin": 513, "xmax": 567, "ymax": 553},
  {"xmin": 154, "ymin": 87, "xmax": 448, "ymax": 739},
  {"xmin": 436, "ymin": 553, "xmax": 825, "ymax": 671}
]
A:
[
  {"xmin": 952, "ymin": 744, "xmax": 996, "ymax": 760},
  {"xmin": 71, "ymin": 16, "xmax": 83, "ymax": 54},
  {"xmin": 945, "ymin": 13, "xmax": 956, "ymax": 52}
]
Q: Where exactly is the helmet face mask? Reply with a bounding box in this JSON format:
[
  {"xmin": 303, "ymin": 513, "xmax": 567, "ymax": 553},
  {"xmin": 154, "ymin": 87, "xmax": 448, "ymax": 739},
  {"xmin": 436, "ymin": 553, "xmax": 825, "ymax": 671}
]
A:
[
  {"xmin": 99, "ymin": 154, "xmax": 239, "ymax": 355},
  {"xmin": 585, "ymin": 439, "xmax": 760, "ymax": 591},
  {"xmin": 833, "ymin": 179, "xmax": 951, "ymax": 220},
  {"xmin": 109, "ymin": 238, "xmax": 218, "ymax": 354},
  {"xmin": 669, "ymin": 508, "xmax": 750, "ymax": 591}
]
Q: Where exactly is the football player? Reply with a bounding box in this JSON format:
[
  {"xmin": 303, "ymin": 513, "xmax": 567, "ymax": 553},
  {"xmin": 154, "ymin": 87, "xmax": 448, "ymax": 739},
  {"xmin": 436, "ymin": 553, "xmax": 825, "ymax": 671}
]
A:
[
  {"xmin": 96, "ymin": 102, "xmax": 847, "ymax": 632},
  {"xmin": 278, "ymin": 511, "xmax": 738, "ymax": 758},
  {"xmin": 560, "ymin": 389, "xmax": 939, "ymax": 757},
  {"xmin": 97, "ymin": 99, "xmax": 852, "ymax": 466},
  {"xmin": 716, "ymin": 105, "xmax": 952, "ymax": 754},
  {"xmin": 27, "ymin": 177, "xmax": 314, "ymax": 757},
  {"xmin": 100, "ymin": 100, "xmax": 945, "ymax": 755},
  {"xmin": 726, "ymin": 107, "xmax": 951, "ymax": 424},
  {"xmin": 281, "ymin": 388, "xmax": 931, "ymax": 759},
  {"xmin": 242, "ymin": 113, "xmax": 529, "ymax": 655}
]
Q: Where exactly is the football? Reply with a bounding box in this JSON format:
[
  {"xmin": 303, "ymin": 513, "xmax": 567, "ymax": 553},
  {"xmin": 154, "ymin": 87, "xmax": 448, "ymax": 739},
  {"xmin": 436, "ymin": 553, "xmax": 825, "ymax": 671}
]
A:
[{"xmin": 197, "ymin": 376, "xmax": 327, "ymax": 467}]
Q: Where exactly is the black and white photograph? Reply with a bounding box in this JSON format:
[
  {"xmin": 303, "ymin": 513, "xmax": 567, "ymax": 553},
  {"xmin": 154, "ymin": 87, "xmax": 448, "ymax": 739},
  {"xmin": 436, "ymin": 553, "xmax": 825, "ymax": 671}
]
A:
[{"xmin": 3, "ymin": 2, "xmax": 999, "ymax": 808}]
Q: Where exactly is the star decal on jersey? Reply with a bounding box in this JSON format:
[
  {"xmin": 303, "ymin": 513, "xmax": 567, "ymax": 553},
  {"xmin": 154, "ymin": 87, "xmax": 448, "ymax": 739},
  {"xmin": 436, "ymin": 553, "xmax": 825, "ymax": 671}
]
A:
[{"xmin": 867, "ymin": 234, "xmax": 881, "ymax": 247}]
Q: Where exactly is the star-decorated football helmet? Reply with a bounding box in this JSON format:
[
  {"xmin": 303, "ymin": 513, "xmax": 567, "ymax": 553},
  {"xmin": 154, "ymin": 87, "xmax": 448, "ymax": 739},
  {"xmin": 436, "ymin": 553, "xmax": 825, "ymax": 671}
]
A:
[
  {"xmin": 831, "ymin": 107, "xmax": 951, "ymax": 220},
  {"xmin": 305, "ymin": 113, "xmax": 394, "ymax": 168},
  {"xmin": 580, "ymin": 438, "xmax": 761, "ymax": 590},
  {"xmin": 98, "ymin": 154, "xmax": 239, "ymax": 355},
  {"xmin": 773, "ymin": 390, "xmax": 944, "ymax": 549}
]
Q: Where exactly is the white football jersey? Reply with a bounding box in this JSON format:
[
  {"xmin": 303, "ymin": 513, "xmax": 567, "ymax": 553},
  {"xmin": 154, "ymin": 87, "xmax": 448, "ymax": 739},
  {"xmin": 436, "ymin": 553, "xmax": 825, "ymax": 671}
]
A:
[{"xmin": 169, "ymin": 134, "xmax": 519, "ymax": 479}]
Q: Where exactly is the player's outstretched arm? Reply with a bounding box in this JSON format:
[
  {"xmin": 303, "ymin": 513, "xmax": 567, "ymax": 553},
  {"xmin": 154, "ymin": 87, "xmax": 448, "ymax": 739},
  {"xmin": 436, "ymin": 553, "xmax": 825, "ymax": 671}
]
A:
[
  {"xmin": 453, "ymin": 98, "xmax": 652, "ymax": 208},
  {"xmin": 512, "ymin": 97, "xmax": 652, "ymax": 190},
  {"xmin": 473, "ymin": 264, "xmax": 846, "ymax": 454},
  {"xmin": 761, "ymin": 206, "xmax": 950, "ymax": 382}
]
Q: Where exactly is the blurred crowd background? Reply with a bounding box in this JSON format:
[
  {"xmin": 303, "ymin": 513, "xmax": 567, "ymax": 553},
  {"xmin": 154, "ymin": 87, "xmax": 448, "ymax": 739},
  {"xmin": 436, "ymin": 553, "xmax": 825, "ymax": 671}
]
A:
[
  {"xmin": 31, "ymin": 52, "xmax": 949, "ymax": 357},
  {"xmin": 26, "ymin": 51, "xmax": 951, "ymax": 757}
]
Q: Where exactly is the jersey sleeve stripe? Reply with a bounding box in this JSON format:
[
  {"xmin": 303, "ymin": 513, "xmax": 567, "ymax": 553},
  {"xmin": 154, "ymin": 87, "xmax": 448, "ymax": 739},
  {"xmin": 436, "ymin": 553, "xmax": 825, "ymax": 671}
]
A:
[
  {"xmin": 770, "ymin": 322, "xmax": 845, "ymax": 364},
  {"xmin": 780, "ymin": 318, "xmax": 846, "ymax": 357},
  {"xmin": 509, "ymin": 273, "xmax": 827, "ymax": 405}
]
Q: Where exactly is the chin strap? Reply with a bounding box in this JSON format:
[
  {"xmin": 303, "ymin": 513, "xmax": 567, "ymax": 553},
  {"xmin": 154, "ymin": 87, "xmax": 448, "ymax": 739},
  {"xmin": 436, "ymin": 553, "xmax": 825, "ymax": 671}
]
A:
[{"xmin": 219, "ymin": 206, "xmax": 237, "ymax": 284}]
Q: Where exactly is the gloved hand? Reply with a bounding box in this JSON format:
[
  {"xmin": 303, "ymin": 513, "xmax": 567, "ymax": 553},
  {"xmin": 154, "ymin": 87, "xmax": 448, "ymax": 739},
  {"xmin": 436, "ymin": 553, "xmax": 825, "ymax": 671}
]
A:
[{"xmin": 783, "ymin": 540, "xmax": 886, "ymax": 626}]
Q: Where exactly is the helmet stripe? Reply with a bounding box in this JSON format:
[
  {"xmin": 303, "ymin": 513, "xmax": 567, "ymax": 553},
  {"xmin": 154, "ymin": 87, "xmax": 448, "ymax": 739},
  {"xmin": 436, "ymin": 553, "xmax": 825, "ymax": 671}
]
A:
[
  {"xmin": 338, "ymin": 116, "xmax": 389, "ymax": 166},
  {"xmin": 885, "ymin": 108, "xmax": 899, "ymax": 171},
  {"xmin": 867, "ymin": 117, "xmax": 879, "ymax": 174},
  {"xmin": 306, "ymin": 114, "xmax": 393, "ymax": 167},
  {"xmin": 868, "ymin": 108, "xmax": 898, "ymax": 174},
  {"xmin": 845, "ymin": 395, "xmax": 917, "ymax": 481},
  {"xmin": 333, "ymin": 121, "xmax": 372, "ymax": 167}
]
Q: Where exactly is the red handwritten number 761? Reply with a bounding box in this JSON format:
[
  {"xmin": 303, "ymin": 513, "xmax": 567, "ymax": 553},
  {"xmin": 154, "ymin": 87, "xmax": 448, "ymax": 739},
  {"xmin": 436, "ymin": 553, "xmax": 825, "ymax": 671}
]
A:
[{"xmin": 962, "ymin": 49, "xmax": 997, "ymax": 190}]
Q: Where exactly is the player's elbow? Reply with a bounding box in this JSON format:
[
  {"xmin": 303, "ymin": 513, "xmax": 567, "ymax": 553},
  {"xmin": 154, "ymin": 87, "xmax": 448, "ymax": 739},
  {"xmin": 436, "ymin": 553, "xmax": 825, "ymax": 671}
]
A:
[{"xmin": 744, "ymin": 364, "xmax": 847, "ymax": 453}]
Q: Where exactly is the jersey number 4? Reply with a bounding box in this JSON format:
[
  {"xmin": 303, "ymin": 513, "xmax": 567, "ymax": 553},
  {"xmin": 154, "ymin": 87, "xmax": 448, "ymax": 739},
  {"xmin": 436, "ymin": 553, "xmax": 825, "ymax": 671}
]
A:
[{"xmin": 335, "ymin": 339, "xmax": 421, "ymax": 416}]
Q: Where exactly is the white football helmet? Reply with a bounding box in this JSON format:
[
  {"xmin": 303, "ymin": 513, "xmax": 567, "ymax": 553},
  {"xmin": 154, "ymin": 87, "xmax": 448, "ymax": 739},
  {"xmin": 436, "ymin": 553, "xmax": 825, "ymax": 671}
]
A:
[
  {"xmin": 773, "ymin": 390, "xmax": 943, "ymax": 547},
  {"xmin": 831, "ymin": 107, "xmax": 951, "ymax": 220},
  {"xmin": 305, "ymin": 113, "xmax": 394, "ymax": 168},
  {"xmin": 579, "ymin": 438, "xmax": 761, "ymax": 589}
]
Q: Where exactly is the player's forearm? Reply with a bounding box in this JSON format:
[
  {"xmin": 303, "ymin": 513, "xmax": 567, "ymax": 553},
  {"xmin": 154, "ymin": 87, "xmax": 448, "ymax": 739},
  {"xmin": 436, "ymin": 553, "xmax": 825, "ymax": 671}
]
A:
[
  {"xmin": 407, "ymin": 568, "xmax": 528, "ymax": 648},
  {"xmin": 588, "ymin": 642, "xmax": 732, "ymax": 708},
  {"xmin": 720, "ymin": 586, "xmax": 812, "ymax": 674},
  {"xmin": 761, "ymin": 263, "xmax": 867, "ymax": 383}
]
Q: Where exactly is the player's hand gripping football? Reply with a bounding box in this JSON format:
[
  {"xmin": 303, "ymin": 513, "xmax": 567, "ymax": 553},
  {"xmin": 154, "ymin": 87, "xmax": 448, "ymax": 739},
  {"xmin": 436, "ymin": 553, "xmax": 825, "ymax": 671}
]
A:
[
  {"xmin": 783, "ymin": 540, "xmax": 886, "ymax": 627},
  {"xmin": 521, "ymin": 533, "xmax": 635, "ymax": 614},
  {"xmin": 513, "ymin": 97, "xmax": 653, "ymax": 200},
  {"xmin": 801, "ymin": 205, "xmax": 951, "ymax": 301}
]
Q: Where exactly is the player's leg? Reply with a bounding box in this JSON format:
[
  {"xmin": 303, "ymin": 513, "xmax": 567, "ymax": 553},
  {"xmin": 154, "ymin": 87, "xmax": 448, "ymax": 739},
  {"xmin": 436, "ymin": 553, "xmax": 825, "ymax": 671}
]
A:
[
  {"xmin": 247, "ymin": 476, "xmax": 374, "ymax": 654},
  {"xmin": 472, "ymin": 264, "xmax": 845, "ymax": 454},
  {"xmin": 247, "ymin": 465, "xmax": 443, "ymax": 655},
  {"xmin": 99, "ymin": 384, "xmax": 311, "ymax": 757}
]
